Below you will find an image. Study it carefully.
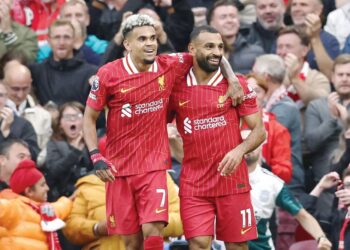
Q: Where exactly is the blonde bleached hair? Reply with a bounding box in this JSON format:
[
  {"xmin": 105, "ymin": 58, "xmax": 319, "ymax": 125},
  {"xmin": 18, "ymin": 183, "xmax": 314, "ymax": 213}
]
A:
[{"xmin": 121, "ymin": 14, "xmax": 155, "ymax": 38}]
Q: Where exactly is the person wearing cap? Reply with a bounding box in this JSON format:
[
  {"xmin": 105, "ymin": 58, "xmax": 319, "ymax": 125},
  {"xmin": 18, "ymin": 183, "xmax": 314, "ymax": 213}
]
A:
[{"xmin": 0, "ymin": 159, "xmax": 72, "ymax": 250}]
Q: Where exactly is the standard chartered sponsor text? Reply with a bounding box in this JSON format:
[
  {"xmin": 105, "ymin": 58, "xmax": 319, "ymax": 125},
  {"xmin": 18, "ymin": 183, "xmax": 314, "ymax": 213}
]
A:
[
  {"xmin": 194, "ymin": 115, "xmax": 227, "ymax": 130},
  {"xmin": 135, "ymin": 99, "xmax": 163, "ymax": 114}
]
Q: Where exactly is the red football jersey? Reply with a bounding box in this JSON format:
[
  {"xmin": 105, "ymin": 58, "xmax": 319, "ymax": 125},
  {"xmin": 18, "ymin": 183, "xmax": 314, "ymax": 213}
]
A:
[
  {"xmin": 87, "ymin": 53, "xmax": 192, "ymax": 176},
  {"xmin": 169, "ymin": 68, "xmax": 258, "ymax": 197}
]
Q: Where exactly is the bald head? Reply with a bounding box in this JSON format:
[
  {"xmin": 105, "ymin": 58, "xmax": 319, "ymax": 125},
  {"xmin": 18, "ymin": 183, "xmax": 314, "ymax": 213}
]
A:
[{"xmin": 3, "ymin": 62, "xmax": 32, "ymax": 107}]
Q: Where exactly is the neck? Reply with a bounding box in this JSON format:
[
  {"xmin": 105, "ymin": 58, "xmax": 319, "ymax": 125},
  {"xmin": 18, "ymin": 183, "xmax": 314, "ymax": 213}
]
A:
[
  {"xmin": 224, "ymin": 35, "xmax": 236, "ymax": 46},
  {"xmin": 130, "ymin": 54, "xmax": 152, "ymax": 72},
  {"xmin": 266, "ymin": 82, "xmax": 281, "ymax": 99},
  {"xmin": 247, "ymin": 163, "xmax": 258, "ymax": 173},
  {"xmin": 342, "ymin": 98, "xmax": 350, "ymax": 107},
  {"xmin": 192, "ymin": 63, "xmax": 218, "ymax": 85}
]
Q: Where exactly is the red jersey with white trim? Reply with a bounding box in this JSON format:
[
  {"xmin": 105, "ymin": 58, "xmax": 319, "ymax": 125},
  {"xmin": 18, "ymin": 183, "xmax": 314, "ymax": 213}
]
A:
[
  {"xmin": 169, "ymin": 69, "xmax": 258, "ymax": 197},
  {"xmin": 87, "ymin": 53, "xmax": 192, "ymax": 176}
]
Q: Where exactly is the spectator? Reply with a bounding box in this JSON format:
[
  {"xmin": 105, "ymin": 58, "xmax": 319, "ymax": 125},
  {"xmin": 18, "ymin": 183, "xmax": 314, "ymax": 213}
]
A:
[
  {"xmin": 331, "ymin": 111, "xmax": 350, "ymax": 177},
  {"xmin": 0, "ymin": 139, "xmax": 31, "ymax": 190},
  {"xmin": 0, "ymin": 0, "xmax": 38, "ymax": 63},
  {"xmin": 305, "ymin": 54, "xmax": 350, "ymax": 182},
  {"xmin": 241, "ymin": 129, "xmax": 332, "ymax": 250},
  {"xmin": 11, "ymin": 0, "xmax": 65, "ymax": 46},
  {"xmin": 276, "ymin": 26, "xmax": 330, "ymax": 110},
  {"xmin": 0, "ymin": 81, "xmax": 39, "ymax": 160},
  {"xmin": 37, "ymin": 0, "xmax": 108, "ymax": 64},
  {"xmin": 246, "ymin": 73, "xmax": 293, "ymax": 183},
  {"xmin": 30, "ymin": 20, "xmax": 97, "ymax": 106},
  {"xmin": 324, "ymin": 1, "xmax": 350, "ymax": 50},
  {"xmin": 331, "ymin": 167, "xmax": 350, "ymax": 250},
  {"xmin": 3, "ymin": 61, "xmax": 52, "ymax": 149},
  {"xmin": 0, "ymin": 159, "xmax": 72, "ymax": 250},
  {"xmin": 207, "ymin": 0, "xmax": 265, "ymax": 74},
  {"xmin": 246, "ymin": 0, "xmax": 286, "ymax": 53},
  {"xmin": 290, "ymin": 0, "xmax": 340, "ymax": 79},
  {"xmin": 252, "ymin": 54, "xmax": 304, "ymax": 193},
  {"xmin": 43, "ymin": 102, "xmax": 93, "ymax": 202}
]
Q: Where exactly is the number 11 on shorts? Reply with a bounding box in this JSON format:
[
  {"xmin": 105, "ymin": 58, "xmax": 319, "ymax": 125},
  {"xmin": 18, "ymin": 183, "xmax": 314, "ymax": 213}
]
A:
[{"xmin": 240, "ymin": 208, "xmax": 252, "ymax": 228}]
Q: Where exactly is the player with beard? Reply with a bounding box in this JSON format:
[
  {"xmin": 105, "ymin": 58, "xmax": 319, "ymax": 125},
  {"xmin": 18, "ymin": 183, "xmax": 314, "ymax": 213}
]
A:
[
  {"xmin": 84, "ymin": 15, "xmax": 244, "ymax": 250},
  {"xmin": 168, "ymin": 26, "xmax": 266, "ymax": 250}
]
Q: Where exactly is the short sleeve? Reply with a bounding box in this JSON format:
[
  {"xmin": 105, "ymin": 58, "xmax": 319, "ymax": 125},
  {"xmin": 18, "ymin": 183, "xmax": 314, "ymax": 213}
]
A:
[
  {"xmin": 86, "ymin": 67, "xmax": 110, "ymax": 111},
  {"xmin": 237, "ymin": 75, "xmax": 259, "ymax": 117},
  {"xmin": 276, "ymin": 186, "xmax": 303, "ymax": 216}
]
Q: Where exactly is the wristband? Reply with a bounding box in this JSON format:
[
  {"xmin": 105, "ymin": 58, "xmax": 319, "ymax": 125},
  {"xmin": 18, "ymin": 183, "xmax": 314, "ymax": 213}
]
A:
[
  {"xmin": 89, "ymin": 149, "xmax": 100, "ymax": 156},
  {"xmin": 93, "ymin": 223, "xmax": 99, "ymax": 236}
]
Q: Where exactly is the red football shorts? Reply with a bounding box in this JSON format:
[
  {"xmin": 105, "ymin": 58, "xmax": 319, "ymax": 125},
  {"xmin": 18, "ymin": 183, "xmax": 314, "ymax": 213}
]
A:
[
  {"xmin": 180, "ymin": 192, "xmax": 257, "ymax": 242},
  {"xmin": 106, "ymin": 170, "xmax": 169, "ymax": 235}
]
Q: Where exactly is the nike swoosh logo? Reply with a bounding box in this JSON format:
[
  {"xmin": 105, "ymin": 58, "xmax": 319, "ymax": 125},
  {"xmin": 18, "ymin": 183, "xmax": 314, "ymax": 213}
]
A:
[
  {"xmin": 121, "ymin": 87, "xmax": 135, "ymax": 93},
  {"xmin": 241, "ymin": 227, "xmax": 253, "ymax": 235},
  {"xmin": 179, "ymin": 100, "xmax": 190, "ymax": 107},
  {"xmin": 155, "ymin": 208, "xmax": 167, "ymax": 214}
]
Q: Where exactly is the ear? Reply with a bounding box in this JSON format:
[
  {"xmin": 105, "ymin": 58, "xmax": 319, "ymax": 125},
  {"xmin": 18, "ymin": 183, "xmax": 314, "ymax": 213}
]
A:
[
  {"xmin": 123, "ymin": 39, "xmax": 131, "ymax": 52},
  {"xmin": 86, "ymin": 15, "xmax": 91, "ymax": 27},
  {"xmin": 188, "ymin": 42, "xmax": 195, "ymax": 56},
  {"xmin": 301, "ymin": 45, "xmax": 309, "ymax": 58},
  {"xmin": 24, "ymin": 186, "xmax": 33, "ymax": 198},
  {"xmin": 315, "ymin": 2, "xmax": 323, "ymax": 16}
]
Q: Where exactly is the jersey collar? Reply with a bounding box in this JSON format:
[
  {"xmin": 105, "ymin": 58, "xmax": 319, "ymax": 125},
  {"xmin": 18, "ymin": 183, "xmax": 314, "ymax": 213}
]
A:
[
  {"xmin": 122, "ymin": 53, "xmax": 158, "ymax": 75},
  {"xmin": 186, "ymin": 67, "xmax": 223, "ymax": 87}
]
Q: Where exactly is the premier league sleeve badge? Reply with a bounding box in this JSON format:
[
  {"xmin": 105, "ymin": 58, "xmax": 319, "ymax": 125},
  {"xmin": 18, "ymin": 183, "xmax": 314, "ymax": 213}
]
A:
[{"xmin": 90, "ymin": 75, "xmax": 100, "ymax": 91}]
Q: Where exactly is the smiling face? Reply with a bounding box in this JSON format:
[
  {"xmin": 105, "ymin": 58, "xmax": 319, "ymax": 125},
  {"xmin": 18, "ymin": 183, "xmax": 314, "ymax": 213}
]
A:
[
  {"xmin": 59, "ymin": 106, "xmax": 83, "ymax": 141},
  {"xmin": 209, "ymin": 5, "xmax": 240, "ymax": 39},
  {"xmin": 189, "ymin": 31, "xmax": 224, "ymax": 73},
  {"xmin": 256, "ymin": 0, "xmax": 285, "ymax": 31},
  {"xmin": 290, "ymin": 0, "xmax": 323, "ymax": 25},
  {"xmin": 25, "ymin": 177, "xmax": 49, "ymax": 203},
  {"xmin": 123, "ymin": 25, "xmax": 158, "ymax": 66}
]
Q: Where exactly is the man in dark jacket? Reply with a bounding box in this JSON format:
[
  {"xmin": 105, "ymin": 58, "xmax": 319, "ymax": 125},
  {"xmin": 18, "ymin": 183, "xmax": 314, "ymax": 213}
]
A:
[
  {"xmin": 0, "ymin": 139, "xmax": 31, "ymax": 191},
  {"xmin": 207, "ymin": 0, "xmax": 264, "ymax": 74},
  {"xmin": 246, "ymin": 0, "xmax": 285, "ymax": 53},
  {"xmin": 30, "ymin": 20, "xmax": 97, "ymax": 106}
]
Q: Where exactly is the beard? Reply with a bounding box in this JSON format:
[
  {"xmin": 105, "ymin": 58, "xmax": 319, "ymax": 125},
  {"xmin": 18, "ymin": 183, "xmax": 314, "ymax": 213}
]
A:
[
  {"xmin": 143, "ymin": 58, "xmax": 155, "ymax": 65},
  {"xmin": 197, "ymin": 54, "xmax": 222, "ymax": 73}
]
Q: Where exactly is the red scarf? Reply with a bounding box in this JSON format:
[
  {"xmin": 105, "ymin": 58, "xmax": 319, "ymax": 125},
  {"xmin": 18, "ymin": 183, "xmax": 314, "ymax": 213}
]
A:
[
  {"xmin": 27, "ymin": 202, "xmax": 62, "ymax": 250},
  {"xmin": 339, "ymin": 213, "xmax": 350, "ymax": 250}
]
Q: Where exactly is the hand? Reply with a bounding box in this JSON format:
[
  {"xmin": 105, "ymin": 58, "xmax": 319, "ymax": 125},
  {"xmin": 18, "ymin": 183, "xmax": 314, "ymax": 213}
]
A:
[
  {"xmin": 0, "ymin": 1, "xmax": 12, "ymax": 33},
  {"xmin": 167, "ymin": 123, "xmax": 179, "ymax": 139},
  {"xmin": 0, "ymin": 107, "xmax": 14, "ymax": 137},
  {"xmin": 154, "ymin": 20, "xmax": 167, "ymax": 44},
  {"xmin": 284, "ymin": 53, "xmax": 301, "ymax": 80},
  {"xmin": 90, "ymin": 150, "xmax": 117, "ymax": 182},
  {"xmin": 221, "ymin": 77, "xmax": 244, "ymax": 107},
  {"xmin": 318, "ymin": 172, "xmax": 340, "ymax": 191},
  {"xmin": 335, "ymin": 189, "xmax": 350, "ymax": 207},
  {"xmin": 304, "ymin": 13, "xmax": 322, "ymax": 39},
  {"xmin": 93, "ymin": 221, "xmax": 108, "ymax": 236},
  {"xmin": 114, "ymin": 11, "xmax": 133, "ymax": 45},
  {"xmin": 335, "ymin": 103, "xmax": 348, "ymax": 124},
  {"xmin": 153, "ymin": 0, "xmax": 172, "ymax": 7},
  {"xmin": 218, "ymin": 146, "xmax": 245, "ymax": 176},
  {"xmin": 317, "ymin": 236, "xmax": 332, "ymax": 250},
  {"xmin": 327, "ymin": 92, "xmax": 341, "ymax": 119}
]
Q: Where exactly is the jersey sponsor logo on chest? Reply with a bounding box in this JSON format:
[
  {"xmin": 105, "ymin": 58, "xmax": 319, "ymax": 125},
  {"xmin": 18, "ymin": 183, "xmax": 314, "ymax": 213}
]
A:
[
  {"xmin": 120, "ymin": 98, "xmax": 164, "ymax": 118},
  {"xmin": 184, "ymin": 115, "xmax": 227, "ymax": 134}
]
